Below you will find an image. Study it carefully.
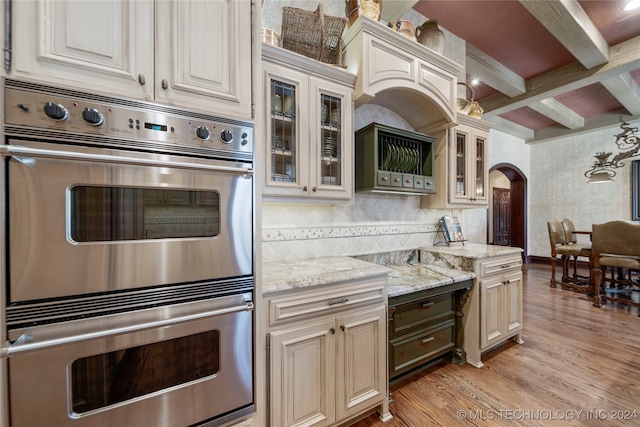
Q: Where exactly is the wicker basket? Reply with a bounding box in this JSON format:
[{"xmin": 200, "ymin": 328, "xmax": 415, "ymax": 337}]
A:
[{"xmin": 281, "ymin": 3, "xmax": 347, "ymax": 65}]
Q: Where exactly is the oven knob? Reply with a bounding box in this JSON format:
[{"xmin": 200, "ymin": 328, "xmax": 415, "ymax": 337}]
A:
[
  {"xmin": 44, "ymin": 101, "xmax": 69, "ymax": 121},
  {"xmin": 82, "ymin": 107, "xmax": 104, "ymax": 126},
  {"xmin": 220, "ymin": 129, "xmax": 233, "ymax": 144},
  {"xmin": 196, "ymin": 126, "xmax": 210, "ymax": 141}
]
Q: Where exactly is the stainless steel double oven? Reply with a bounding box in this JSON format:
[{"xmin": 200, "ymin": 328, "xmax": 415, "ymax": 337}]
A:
[{"xmin": 0, "ymin": 79, "xmax": 255, "ymax": 427}]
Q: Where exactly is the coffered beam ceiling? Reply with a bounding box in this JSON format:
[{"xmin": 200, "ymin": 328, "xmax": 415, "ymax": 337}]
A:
[
  {"xmin": 384, "ymin": 0, "xmax": 640, "ymax": 143},
  {"xmin": 483, "ymin": 0, "xmax": 640, "ymax": 142},
  {"xmin": 480, "ymin": 34, "xmax": 640, "ymax": 138}
]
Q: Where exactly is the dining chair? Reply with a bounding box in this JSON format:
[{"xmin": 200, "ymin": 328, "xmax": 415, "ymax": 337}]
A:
[
  {"xmin": 547, "ymin": 220, "xmax": 592, "ymax": 292},
  {"xmin": 561, "ymin": 218, "xmax": 592, "ymax": 281},
  {"xmin": 592, "ymin": 221, "xmax": 640, "ymax": 314}
]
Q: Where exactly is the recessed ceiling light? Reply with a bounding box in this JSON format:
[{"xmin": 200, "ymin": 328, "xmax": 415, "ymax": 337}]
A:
[{"xmin": 624, "ymin": 0, "xmax": 640, "ymax": 11}]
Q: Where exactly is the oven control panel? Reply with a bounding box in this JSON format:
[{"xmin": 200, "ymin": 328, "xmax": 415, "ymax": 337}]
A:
[{"xmin": 3, "ymin": 82, "xmax": 253, "ymax": 158}]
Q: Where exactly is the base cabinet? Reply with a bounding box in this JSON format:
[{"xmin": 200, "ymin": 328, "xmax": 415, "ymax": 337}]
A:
[
  {"xmin": 267, "ymin": 279, "xmax": 390, "ymax": 427},
  {"xmin": 480, "ymin": 271, "xmax": 523, "ymax": 349},
  {"xmin": 464, "ymin": 254, "xmax": 523, "ymax": 367},
  {"xmin": 270, "ymin": 319, "xmax": 336, "ymax": 427}
]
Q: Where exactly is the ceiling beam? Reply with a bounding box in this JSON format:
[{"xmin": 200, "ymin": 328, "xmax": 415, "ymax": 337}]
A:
[
  {"xmin": 527, "ymin": 109, "xmax": 640, "ymax": 144},
  {"xmin": 486, "ymin": 116, "xmax": 535, "ymax": 140},
  {"xmin": 465, "ymin": 43, "xmax": 526, "ymax": 97},
  {"xmin": 600, "ymin": 73, "xmax": 640, "ymax": 115},
  {"xmin": 480, "ymin": 35, "xmax": 640, "ymax": 116},
  {"xmin": 381, "ymin": 0, "xmax": 418, "ymax": 22},
  {"xmin": 519, "ymin": 0, "xmax": 609, "ymax": 69},
  {"xmin": 529, "ymin": 98, "xmax": 584, "ymax": 129}
]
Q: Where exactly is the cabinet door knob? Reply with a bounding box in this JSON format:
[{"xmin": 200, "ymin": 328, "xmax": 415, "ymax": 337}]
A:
[
  {"xmin": 312, "ymin": 186, "xmax": 317, "ymax": 192},
  {"xmin": 302, "ymin": 186, "xmax": 308, "ymax": 192},
  {"xmin": 330, "ymin": 327, "xmax": 336, "ymax": 334},
  {"xmin": 340, "ymin": 325, "xmax": 345, "ymax": 331},
  {"xmin": 393, "ymin": 178, "xmax": 400, "ymax": 183},
  {"xmin": 421, "ymin": 336, "xmax": 435, "ymax": 344},
  {"xmin": 138, "ymin": 74, "xmax": 146, "ymax": 85},
  {"xmin": 381, "ymin": 177, "xmax": 389, "ymax": 182},
  {"xmin": 162, "ymin": 79, "xmax": 169, "ymax": 90}
]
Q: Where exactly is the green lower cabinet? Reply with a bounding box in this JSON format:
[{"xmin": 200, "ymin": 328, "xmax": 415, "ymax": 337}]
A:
[
  {"xmin": 387, "ymin": 281, "xmax": 472, "ymax": 380},
  {"xmin": 389, "ymin": 320, "xmax": 455, "ymax": 379}
]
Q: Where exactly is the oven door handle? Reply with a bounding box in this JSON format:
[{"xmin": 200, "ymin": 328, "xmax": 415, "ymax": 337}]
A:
[
  {"xmin": 0, "ymin": 144, "xmax": 253, "ymax": 176},
  {"xmin": 1, "ymin": 300, "xmax": 254, "ymax": 358}
]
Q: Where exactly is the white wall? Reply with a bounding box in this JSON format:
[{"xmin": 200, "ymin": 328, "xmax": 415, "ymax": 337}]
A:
[{"xmin": 528, "ymin": 121, "xmax": 639, "ymax": 257}]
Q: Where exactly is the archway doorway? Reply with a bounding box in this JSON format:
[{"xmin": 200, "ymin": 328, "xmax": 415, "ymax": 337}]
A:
[{"xmin": 489, "ymin": 163, "xmax": 527, "ymax": 261}]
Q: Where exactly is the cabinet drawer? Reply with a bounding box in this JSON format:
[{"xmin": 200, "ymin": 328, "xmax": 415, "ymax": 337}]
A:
[
  {"xmin": 389, "ymin": 321, "xmax": 454, "ymax": 378},
  {"xmin": 389, "ymin": 292, "xmax": 454, "ymax": 337},
  {"xmin": 479, "ymin": 255, "xmax": 522, "ymax": 277},
  {"xmin": 269, "ymin": 280, "xmax": 386, "ymax": 326}
]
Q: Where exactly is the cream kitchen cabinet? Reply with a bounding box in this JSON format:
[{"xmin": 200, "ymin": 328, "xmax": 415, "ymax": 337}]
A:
[
  {"xmin": 421, "ymin": 114, "xmax": 493, "ymax": 208},
  {"xmin": 480, "ymin": 270, "xmax": 523, "ymax": 350},
  {"xmin": 10, "ymin": 0, "xmax": 252, "ymax": 120},
  {"xmin": 465, "ymin": 253, "xmax": 523, "ymax": 367},
  {"xmin": 262, "ymin": 45, "xmax": 355, "ymax": 201},
  {"xmin": 266, "ymin": 278, "xmax": 391, "ymax": 427}
]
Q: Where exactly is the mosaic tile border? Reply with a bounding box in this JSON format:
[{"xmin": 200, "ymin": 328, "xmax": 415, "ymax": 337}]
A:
[{"xmin": 262, "ymin": 223, "xmax": 439, "ymax": 242}]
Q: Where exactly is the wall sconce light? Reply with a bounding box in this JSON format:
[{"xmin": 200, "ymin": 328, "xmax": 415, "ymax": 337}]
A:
[
  {"xmin": 584, "ymin": 119, "xmax": 640, "ymax": 183},
  {"xmin": 587, "ymin": 171, "xmax": 614, "ymax": 184}
]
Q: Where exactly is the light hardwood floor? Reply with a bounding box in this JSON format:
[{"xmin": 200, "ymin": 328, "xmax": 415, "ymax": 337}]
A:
[{"xmin": 349, "ymin": 263, "xmax": 640, "ymax": 427}]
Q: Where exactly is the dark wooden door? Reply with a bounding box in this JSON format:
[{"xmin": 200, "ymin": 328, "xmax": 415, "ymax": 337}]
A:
[{"xmin": 493, "ymin": 187, "xmax": 511, "ymax": 246}]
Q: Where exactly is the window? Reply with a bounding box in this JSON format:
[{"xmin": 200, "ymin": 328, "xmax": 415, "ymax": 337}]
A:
[{"xmin": 633, "ymin": 160, "xmax": 640, "ymax": 221}]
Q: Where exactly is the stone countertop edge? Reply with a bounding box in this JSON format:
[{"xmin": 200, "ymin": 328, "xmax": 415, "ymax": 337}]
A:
[
  {"xmin": 419, "ymin": 243, "xmax": 523, "ymax": 259},
  {"xmin": 262, "ymin": 256, "xmax": 477, "ymax": 298},
  {"xmin": 262, "ymin": 256, "xmax": 392, "ymax": 295}
]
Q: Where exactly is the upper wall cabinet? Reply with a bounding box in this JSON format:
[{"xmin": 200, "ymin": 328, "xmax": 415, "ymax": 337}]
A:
[
  {"xmin": 342, "ymin": 16, "xmax": 462, "ymax": 134},
  {"xmin": 421, "ymin": 114, "xmax": 494, "ymax": 208},
  {"xmin": 10, "ymin": 0, "xmax": 252, "ymax": 120},
  {"xmin": 262, "ymin": 45, "xmax": 356, "ymax": 201}
]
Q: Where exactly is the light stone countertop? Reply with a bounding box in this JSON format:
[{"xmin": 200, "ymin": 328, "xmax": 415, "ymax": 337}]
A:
[
  {"xmin": 419, "ymin": 243, "xmax": 524, "ymax": 272},
  {"xmin": 420, "ymin": 243, "xmax": 523, "ymax": 259},
  {"xmin": 262, "ymin": 256, "xmax": 392, "ymax": 295},
  {"xmin": 262, "ymin": 244, "xmax": 520, "ymax": 297},
  {"xmin": 384, "ymin": 263, "xmax": 475, "ymax": 298}
]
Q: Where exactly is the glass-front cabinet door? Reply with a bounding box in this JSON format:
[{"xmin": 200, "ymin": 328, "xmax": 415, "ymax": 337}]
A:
[
  {"xmin": 309, "ymin": 78, "xmax": 352, "ymax": 200},
  {"xmin": 474, "ymin": 134, "xmax": 487, "ymax": 201},
  {"xmin": 448, "ymin": 119, "xmax": 489, "ymax": 205},
  {"xmin": 264, "ymin": 64, "xmax": 308, "ymax": 197},
  {"xmin": 263, "ymin": 58, "xmax": 353, "ymax": 200}
]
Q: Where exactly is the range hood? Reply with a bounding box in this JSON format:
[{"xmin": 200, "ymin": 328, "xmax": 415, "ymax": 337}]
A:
[{"xmin": 342, "ymin": 16, "xmax": 462, "ymax": 134}]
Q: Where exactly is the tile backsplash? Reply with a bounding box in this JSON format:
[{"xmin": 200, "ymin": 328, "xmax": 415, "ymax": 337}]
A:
[
  {"xmin": 262, "ymin": 193, "xmax": 461, "ymax": 262},
  {"xmin": 262, "ymin": 104, "xmax": 473, "ymax": 263}
]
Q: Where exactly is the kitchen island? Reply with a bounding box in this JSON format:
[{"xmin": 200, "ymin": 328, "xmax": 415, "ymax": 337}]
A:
[{"xmin": 419, "ymin": 243, "xmax": 525, "ymax": 367}]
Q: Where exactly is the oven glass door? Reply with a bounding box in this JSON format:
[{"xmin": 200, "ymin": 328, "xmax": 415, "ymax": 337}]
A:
[
  {"xmin": 8, "ymin": 299, "xmax": 254, "ymax": 427},
  {"xmin": 6, "ymin": 140, "xmax": 253, "ymax": 303},
  {"xmin": 70, "ymin": 187, "xmax": 221, "ymax": 241},
  {"xmin": 71, "ymin": 329, "xmax": 221, "ymax": 413}
]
